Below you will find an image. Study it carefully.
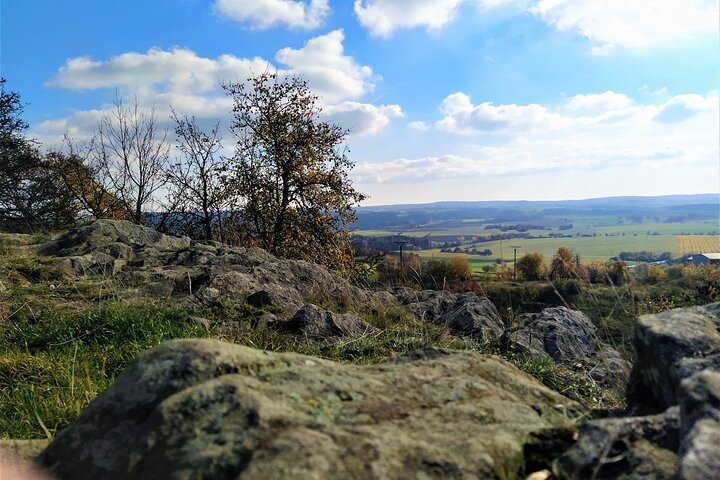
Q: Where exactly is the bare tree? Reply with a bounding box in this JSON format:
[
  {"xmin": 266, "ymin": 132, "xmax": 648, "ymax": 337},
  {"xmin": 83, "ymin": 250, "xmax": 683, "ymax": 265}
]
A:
[
  {"xmin": 93, "ymin": 97, "xmax": 170, "ymax": 224},
  {"xmin": 164, "ymin": 111, "xmax": 227, "ymax": 240}
]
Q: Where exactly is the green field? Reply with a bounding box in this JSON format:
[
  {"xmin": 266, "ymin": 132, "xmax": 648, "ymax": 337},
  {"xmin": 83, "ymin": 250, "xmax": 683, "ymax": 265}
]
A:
[
  {"xmin": 413, "ymin": 235, "xmax": 682, "ymax": 273},
  {"xmin": 356, "ymin": 220, "xmax": 718, "ymax": 239}
]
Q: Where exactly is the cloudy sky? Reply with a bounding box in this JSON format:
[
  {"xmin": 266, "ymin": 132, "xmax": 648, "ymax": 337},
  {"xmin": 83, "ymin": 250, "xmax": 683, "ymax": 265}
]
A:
[{"xmin": 2, "ymin": 0, "xmax": 718, "ymax": 205}]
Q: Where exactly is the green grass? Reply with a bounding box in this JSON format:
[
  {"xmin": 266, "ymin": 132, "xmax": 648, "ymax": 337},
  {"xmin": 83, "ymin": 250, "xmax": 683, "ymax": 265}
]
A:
[
  {"xmin": 1, "ymin": 292, "xmax": 616, "ymax": 439},
  {"xmin": 417, "ymin": 235, "xmax": 678, "ymax": 264},
  {"xmin": 0, "ymin": 303, "xmax": 213, "ymax": 439}
]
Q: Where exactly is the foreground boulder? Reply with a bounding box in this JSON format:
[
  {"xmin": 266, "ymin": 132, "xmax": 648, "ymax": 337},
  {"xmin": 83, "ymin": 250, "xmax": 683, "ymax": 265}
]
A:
[
  {"xmin": 555, "ymin": 303, "xmax": 720, "ymax": 479},
  {"xmin": 678, "ymin": 370, "xmax": 720, "ymax": 478},
  {"xmin": 554, "ymin": 407, "xmax": 680, "ymax": 479},
  {"xmin": 39, "ymin": 339, "xmax": 580, "ymax": 479},
  {"xmin": 502, "ymin": 307, "xmax": 629, "ymax": 388},
  {"xmin": 627, "ymin": 303, "xmax": 720, "ymax": 411},
  {"xmin": 391, "ymin": 287, "xmax": 505, "ymax": 341}
]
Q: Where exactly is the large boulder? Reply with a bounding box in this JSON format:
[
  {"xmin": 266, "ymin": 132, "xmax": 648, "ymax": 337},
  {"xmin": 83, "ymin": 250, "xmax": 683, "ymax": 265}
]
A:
[
  {"xmin": 627, "ymin": 304, "xmax": 720, "ymax": 411},
  {"xmin": 391, "ymin": 287, "xmax": 505, "ymax": 341},
  {"xmin": 552, "ymin": 303, "xmax": 720, "ymax": 479},
  {"xmin": 502, "ymin": 307, "xmax": 629, "ymax": 388},
  {"xmin": 39, "ymin": 339, "xmax": 580, "ymax": 480}
]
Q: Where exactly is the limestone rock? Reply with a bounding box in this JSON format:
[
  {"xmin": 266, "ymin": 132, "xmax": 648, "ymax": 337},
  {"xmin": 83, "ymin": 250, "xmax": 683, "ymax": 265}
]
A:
[
  {"xmin": 39, "ymin": 339, "xmax": 580, "ymax": 480},
  {"xmin": 280, "ymin": 304, "xmax": 376, "ymax": 340},
  {"xmin": 40, "ymin": 220, "xmax": 392, "ymax": 316},
  {"xmin": 501, "ymin": 307, "xmax": 629, "ymax": 388},
  {"xmin": 43, "ymin": 219, "xmax": 190, "ymax": 258},
  {"xmin": 553, "ymin": 407, "xmax": 680, "ymax": 479},
  {"xmin": 627, "ymin": 304, "xmax": 720, "ymax": 411},
  {"xmin": 391, "ymin": 287, "xmax": 505, "ymax": 340},
  {"xmin": 678, "ymin": 370, "xmax": 720, "ymax": 479}
]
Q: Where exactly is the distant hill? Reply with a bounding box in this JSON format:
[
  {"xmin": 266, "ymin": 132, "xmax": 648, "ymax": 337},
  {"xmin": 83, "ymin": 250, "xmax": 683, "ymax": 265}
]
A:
[
  {"xmin": 353, "ymin": 194, "xmax": 719, "ymax": 232},
  {"xmin": 358, "ymin": 194, "xmax": 719, "ymax": 212}
]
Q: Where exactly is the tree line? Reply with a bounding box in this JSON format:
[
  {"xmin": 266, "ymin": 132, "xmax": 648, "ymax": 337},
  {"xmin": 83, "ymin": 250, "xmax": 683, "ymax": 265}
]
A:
[{"xmin": 0, "ymin": 74, "xmax": 365, "ymax": 272}]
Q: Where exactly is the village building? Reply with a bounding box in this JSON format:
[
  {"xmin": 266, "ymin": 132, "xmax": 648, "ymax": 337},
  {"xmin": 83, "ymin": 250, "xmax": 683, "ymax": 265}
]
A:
[{"xmin": 688, "ymin": 253, "xmax": 720, "ymax": 265}]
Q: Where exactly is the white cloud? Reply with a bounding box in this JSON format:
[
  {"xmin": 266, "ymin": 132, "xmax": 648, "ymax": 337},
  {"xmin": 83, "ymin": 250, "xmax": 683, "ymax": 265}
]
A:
[
  {"xmin": 354, "ymin": 0, "xmax": 464, "ymax": 37},
  {"xmin": 213, "ymin": 0, "xmax": 329, "ymax": 30},
  {"xmin": 275, "ymin": 30, "xmax": 374, "ymax": 103},
  {"xmin": 654, "ymin": 93, "xmax": 718, "ymax": 123},
  {"xmin": 407, "ymin": 121, "xmax": 429, "ymax": 131},
  {"xmin": 46, "ymin": 48, "xmax": 272, "ymax": 92},
  {"xmin": 354, "ymin": 0, "xmax": 718, "ymax": 52},
  {"xmin": 46, "ymin": 31, "xmax": 373, "ymax": 106},
  {"xmin": 436, "ymin": 92, "xmax": 572, "ymax": 135},
  {"xmin": 354, "ymin": 151, "xmax": 537, "ymax": 183},
  {"xmin": 39, "ymin": 32, "xmax": 396, "ymax": 142},
  {"xmin": 565, "ymin": 91, "xmax": 632, "ymax": 113},
  {"xmin": 322, "ymin": 102, "xmax": 403, "ymax": 136},
  {"xmin": 532, "ymin": 0, "xmax": 718, "ymax": 51},
  {"xmin": 354, "ymin": 90, "xmax": 718, "ymax": 193}
]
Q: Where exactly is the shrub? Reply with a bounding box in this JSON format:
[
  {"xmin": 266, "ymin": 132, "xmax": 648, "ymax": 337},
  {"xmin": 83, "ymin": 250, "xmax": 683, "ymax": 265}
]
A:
[
  {"xmin": 585, "ymin": 259, "xmax": 610, "ymax": 284},
  {"xmin": 549, "ymin": 246, "xmax": 577, "ymax": 279},
  {"xmin": 608, "ymin": 261, "xmax": 631, "ymax": 285},
  {"xmin": 516, "ymin": 252, "xmax": 545, "ymax": 280}
]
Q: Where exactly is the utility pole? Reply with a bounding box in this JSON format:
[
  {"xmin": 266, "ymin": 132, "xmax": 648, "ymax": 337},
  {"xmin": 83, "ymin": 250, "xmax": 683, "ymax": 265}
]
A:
[
  {"xmin": 394, "ymin": 239, "xmax": 408, "ymax": 282},
  {"xmin": 510, "ymin": 245, "xmax": 521, "ymax": 280}
]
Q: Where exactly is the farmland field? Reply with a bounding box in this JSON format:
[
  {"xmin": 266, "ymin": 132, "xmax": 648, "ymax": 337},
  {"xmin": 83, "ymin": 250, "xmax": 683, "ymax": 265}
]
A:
[
  {"xmin": 354, "ymin": 195, "xmax": 720, "ymax": 273},
  {"xmin": 416, "ymin": 234, "xmax": 676, "ymax": 265},
  {"xmin": 675, "ymin": 235, "xmax": 720, "ymax": 257}
]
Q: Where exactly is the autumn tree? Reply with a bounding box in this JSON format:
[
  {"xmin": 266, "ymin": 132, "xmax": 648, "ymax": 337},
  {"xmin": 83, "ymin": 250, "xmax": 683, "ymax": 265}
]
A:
[
  {"xmin": 49, "ymin": 138, "xmax": 132, "ymax": 221},
  {"xmin": 549, "ymin": 246, "xmax": 577, "ymax": 279},
  {"xmin": 91, "ymin": 97, "xmax": 170, "ymax": 224},
  {"xmin": 223, "ymin": 73, "xmax": 366, "ymax": 271},
  {"xmin": 0, "ymin": 79, "xmax": 75, "ymax": 232},
  {"xmin": 516, "ymin": 252, "xmax": 545, "ymax": 280},
  {"xmin": 608, "ymin": 260, "xmax": 631, "ymax": 285}
]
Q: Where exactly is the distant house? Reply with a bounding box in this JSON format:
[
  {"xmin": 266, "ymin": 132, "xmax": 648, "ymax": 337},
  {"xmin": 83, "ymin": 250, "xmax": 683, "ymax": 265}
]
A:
[{"xmin": 689, "ymin": 253, "xmax": 720, "ymax": 265}]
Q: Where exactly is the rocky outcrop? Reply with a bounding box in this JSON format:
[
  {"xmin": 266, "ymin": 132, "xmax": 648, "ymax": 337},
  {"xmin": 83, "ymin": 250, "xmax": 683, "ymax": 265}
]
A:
[
  {"xmin": 391, "ymin": 287, "xmax": 505, "ymax": 341},
  {"xmin": 627, "ymin": 303, "xmax": 720, "ymax": 411},
  {"xmin": 502, "ymin": 307, "xmax": 629, "ymax": 388},
  {"xmin": 279, "ymin": 304, "xmax": 376, "ymax": 341},
  {"xmin": 41, "ymin": 219, "xmax": 191, "ymax": 275},
  {"xmin": 38, "ymin": 339, "xmax": 580, "ymax": 480},
  {"xmin": 40, "ymin": 220, "xmax": 392, "ymax": 316}
]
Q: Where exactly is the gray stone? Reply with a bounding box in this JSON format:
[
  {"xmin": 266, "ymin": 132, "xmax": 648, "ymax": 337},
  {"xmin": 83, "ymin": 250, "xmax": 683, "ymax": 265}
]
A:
[
  {"xmin": 40, "ymin": 220, "xmax": 393, "ymax": 317},
  {"xmin": 280, "ymin": 304, "xmax": 376, "ymax": 340},
  {"xmin": 553, "ymin": 407, "xmax": 680, "ymax": 479},
  {"xmin": 627, "ymin": 304, "xmax": 720, "ymax": 411},
  {"xmin": 38, "ymin": 339, "xmax": 580, "ymax": 480},
  {"xmin": 42, "ymin": 219, "xmax": 190, "ymax": 258},
  {"xmin": 391, "ymin": 287, "xmax": 504, "ymax": 340},
  {"xmin": 252, "ymin": 313, "xmax": 278, "ymax": 330},
  {"xmin": 502, "ymin": 307, "xmax": 629, "ymax": 388},
  {"xmin": 678, "ymin": 370, "xmax": 720, "ymax": 479}
]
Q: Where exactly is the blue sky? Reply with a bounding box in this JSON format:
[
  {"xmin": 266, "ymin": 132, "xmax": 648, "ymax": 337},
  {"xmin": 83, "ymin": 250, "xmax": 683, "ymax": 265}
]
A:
[{"xmin": 2, "ymin": 0, "xmax": 718, "ymax": 205}]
